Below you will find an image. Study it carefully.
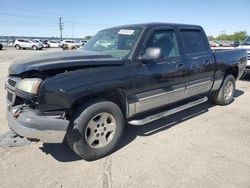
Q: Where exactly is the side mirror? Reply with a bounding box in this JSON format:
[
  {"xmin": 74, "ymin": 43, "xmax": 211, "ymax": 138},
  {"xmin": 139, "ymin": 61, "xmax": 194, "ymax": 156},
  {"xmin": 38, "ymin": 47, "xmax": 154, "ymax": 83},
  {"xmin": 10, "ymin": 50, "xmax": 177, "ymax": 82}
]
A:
[{"xmin": 139, "ymin": 47, "xmax": 162, "ymax": 62}]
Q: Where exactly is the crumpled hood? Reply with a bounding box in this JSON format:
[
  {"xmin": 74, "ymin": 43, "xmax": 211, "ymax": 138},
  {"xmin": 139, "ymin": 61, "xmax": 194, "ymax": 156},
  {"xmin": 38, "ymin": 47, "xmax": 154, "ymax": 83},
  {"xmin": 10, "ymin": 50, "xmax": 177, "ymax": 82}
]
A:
[{"xmin": 9, "ymin": 50, "xmax": 123, "ymax": 75}]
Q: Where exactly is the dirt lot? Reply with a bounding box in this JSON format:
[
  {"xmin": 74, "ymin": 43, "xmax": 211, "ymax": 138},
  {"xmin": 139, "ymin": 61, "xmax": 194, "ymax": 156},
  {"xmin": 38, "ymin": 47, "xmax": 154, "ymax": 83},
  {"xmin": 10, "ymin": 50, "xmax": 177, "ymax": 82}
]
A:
[{"xmin": 0, "ymin": 47, "xmax": 250, "ymax": 188}]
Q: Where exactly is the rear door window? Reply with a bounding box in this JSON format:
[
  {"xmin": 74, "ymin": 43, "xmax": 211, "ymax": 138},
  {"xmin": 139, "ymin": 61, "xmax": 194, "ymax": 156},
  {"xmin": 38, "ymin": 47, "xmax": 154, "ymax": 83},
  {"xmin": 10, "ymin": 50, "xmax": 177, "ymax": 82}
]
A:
[{"xmin": 180, "ymin": 29, "xmax": 209, "ymax": 55}]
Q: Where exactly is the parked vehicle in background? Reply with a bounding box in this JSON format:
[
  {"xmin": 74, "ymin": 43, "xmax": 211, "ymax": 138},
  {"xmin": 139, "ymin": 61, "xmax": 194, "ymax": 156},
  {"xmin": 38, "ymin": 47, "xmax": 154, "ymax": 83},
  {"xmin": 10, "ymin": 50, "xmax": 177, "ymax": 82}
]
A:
[
  {"xmin": 81, "ymin": 40, "xmax": 88, "ymax": 45},
  {"xmin": 14, "ymin": 39, "xmax": 43, "ymax": 50},
  {"xmin": 232, "ymin": 41, "xmax": 240, "ymax": 47},
  {"xmin": 0, "ymin": 43, "xmax": 3, "ymax": 50},
  {"xmin": 42, "ymin": 40, "xmax": 50, "ymax": 48},
  {"xmin": 6, "ymin": 23, "xmax": 247, "ymax": 160},
  {"xmin": 32, "ymin": 39, "xmax": 45, "ymax": 48},
  {"xmin": 74, "ymin": 40, "xmax": 84, "ymax": 47},
  {"xmin": 237, "ymin": 36, "xmax": 250, "ymax": 74},
  {"xmin": 60, "ymin": 40, "xmax": 78, "ymax": 50},
  {"xmin": 48, "ymin": 40, "xmax": 60, "ymax": 48},
  {"xmin": 209, "ymin": 41, "xmax": 221, "ymax": 47}
]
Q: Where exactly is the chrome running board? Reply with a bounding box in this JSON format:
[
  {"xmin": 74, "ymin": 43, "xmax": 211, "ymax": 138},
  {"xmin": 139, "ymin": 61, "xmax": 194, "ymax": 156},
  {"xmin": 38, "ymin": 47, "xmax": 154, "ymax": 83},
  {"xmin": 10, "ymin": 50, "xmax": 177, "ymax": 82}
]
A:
[{"xmin": 128, "ymin": 96, "xmax": 208, "ymax": 126}]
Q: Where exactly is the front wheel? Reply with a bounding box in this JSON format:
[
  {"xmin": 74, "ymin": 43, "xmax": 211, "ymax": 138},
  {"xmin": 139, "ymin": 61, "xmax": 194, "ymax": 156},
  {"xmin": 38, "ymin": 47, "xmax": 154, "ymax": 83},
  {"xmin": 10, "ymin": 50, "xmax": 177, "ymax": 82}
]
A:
[
  {"xmin": 15, "ymin": 45, "xmax": 21, "ymax": 50},
  {"xmin": 212, "ymin": 74, "xmax": 236, "ymax": 105},
  {"xmin": 66, "ymin": 100, "xmax": 124, "ymax": 160},
  {"xmin": 32, "ymin": 45, "xmax": 38, "ymax": 50}
]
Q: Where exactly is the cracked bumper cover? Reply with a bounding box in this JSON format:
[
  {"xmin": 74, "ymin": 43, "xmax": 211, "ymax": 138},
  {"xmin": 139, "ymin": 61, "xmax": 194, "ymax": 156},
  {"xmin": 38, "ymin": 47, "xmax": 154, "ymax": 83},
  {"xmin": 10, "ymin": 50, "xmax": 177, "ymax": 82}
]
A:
[
  {"xmin": 7, "ymin": 105, "xmax": 69, "ymax": 143},
  {"xmin": 245, "ymin": 65, "xmax": 250, "ymax": 74}
]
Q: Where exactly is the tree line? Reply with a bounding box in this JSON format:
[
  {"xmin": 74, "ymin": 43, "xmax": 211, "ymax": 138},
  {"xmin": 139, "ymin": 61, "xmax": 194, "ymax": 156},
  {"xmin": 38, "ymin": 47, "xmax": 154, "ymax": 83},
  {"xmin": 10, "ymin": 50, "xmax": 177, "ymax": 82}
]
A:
[{"xmin": 208, "ymin": 31, "xmax": 248, "ymax": 41}]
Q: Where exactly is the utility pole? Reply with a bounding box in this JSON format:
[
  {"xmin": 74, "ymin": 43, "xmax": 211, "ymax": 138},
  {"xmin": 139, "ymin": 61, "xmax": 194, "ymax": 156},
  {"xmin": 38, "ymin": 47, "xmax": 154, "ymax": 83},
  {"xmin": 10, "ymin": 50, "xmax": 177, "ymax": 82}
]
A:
[
  {"xmin": 72, "ymin": 17, "xmax": 75, "ymax": 38},
  {"xmin": 59, "ymin": 17, "xmax": 64, "ymax": 39},
  {"xmin": 221, "ymin": 30, "xmax": 226, "ymax": 41}
]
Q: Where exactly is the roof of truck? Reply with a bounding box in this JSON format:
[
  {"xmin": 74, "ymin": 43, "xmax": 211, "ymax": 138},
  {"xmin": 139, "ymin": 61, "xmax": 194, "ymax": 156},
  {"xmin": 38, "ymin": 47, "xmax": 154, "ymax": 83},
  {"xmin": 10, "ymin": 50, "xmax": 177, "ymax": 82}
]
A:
[{"xmin": 103, "ymin": 22, "xmax": 203, "ymax": 30}]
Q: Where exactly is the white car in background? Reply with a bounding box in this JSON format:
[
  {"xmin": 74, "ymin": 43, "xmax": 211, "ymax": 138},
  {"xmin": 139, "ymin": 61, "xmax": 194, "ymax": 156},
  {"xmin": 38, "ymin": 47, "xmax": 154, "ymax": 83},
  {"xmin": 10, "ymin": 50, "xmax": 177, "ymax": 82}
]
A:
[
  {"xmin": 48, "ymin": 40, "xmax": 60, "ymax": 48},
  {"xmin": 74, "ymin": 40, "xmax": 84, "ymax": 47},
  {"xmin": 32, "ymin": 39, "xmax": 45, "ymax": 48},
  {"xmin": 60, "ymin": 40, "xmax": 78, "ymax": 50},
  {"xmin": 14, "ymin": 39, "xmax": 43, "ymax": 50},
  {"xmin": 237, "ymin": 36, "xmax": 250, "ymax": 74}
]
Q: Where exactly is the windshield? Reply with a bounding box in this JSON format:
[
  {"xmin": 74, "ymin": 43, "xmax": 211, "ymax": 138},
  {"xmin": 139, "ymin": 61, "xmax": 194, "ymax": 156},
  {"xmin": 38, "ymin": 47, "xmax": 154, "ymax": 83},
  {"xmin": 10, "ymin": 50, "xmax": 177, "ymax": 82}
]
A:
[
  {"xmin": 81, "ymin": 27, "xmax": 142, "ymax": 59},
  {"xmin": 242, "ymin": 36, "xmax": 250, "ymax": 45}
]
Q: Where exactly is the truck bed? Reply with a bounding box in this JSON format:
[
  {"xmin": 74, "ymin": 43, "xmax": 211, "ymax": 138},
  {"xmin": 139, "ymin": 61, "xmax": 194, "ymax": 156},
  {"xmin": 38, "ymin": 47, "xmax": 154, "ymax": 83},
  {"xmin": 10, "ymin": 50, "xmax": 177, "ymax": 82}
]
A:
[{"xmin": 212, "ymin": 48, "xmax": 247, "ymax": 79}]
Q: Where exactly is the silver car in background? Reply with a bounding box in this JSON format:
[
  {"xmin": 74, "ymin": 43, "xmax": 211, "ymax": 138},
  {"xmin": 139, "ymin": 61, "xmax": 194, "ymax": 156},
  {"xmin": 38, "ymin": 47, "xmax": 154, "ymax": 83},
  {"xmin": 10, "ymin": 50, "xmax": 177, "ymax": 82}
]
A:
[{"xmin": 14, "ymin": 39, "xmax": 44, "ymax": 50}]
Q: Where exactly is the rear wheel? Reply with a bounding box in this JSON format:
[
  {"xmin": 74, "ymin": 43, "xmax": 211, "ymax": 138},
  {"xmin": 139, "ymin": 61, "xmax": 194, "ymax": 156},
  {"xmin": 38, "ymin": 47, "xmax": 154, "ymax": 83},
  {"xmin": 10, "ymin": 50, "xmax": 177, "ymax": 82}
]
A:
[
  {"xmin": 66, "ymin": 100, "xmax": 124, "ymax": 160},
  {"xmin": 212, "ymin": 74, "xmax": 236, "ymax": 105}
]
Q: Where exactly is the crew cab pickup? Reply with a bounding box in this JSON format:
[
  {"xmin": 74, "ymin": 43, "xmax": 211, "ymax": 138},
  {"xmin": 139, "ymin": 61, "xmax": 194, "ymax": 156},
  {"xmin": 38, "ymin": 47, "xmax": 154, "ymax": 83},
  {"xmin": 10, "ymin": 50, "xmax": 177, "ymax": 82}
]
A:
[{"xmin": 5, "ymin": 23, "xmax": 247, "ymax": 160}]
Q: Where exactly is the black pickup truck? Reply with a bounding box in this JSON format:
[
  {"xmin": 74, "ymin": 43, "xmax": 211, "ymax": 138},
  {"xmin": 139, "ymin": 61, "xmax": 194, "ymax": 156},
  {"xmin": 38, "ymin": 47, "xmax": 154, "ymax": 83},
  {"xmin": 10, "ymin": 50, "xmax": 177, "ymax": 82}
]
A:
[{"xmin": 6, "ymin": 23, "xmax": 247, "ymax": 160}]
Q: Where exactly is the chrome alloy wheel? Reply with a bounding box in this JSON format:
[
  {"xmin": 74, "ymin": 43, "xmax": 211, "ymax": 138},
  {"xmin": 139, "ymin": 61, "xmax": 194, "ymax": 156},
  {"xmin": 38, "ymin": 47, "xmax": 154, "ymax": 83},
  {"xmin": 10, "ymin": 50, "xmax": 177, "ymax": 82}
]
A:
[
  {"xmin": 224, "ymin": 80, "xmax": 234, "ymax": 100},
  {"xmin": 85, "ymin": 112, "xmax": 116, "ymax": 149}
]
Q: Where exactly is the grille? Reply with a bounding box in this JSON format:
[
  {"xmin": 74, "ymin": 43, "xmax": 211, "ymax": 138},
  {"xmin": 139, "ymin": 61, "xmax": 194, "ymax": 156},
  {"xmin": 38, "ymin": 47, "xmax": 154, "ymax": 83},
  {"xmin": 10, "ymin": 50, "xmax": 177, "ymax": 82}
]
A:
[
  {"xmin": 8, "ymin": 77, "xmax": 17, "ymax": 87},
  {"xmin": 6, "ymin": 76, "xmax": 20, "ymax": 105},
  {"xmin": 7, "ymin": 92, "xmax": 13, "ymax": 102}
]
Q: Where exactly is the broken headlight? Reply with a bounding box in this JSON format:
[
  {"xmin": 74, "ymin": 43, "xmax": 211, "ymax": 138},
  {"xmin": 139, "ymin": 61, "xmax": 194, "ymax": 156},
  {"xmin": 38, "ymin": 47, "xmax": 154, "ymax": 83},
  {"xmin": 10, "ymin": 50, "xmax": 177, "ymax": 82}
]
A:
[{"xmin": 16, "ymin": 78, "xmax": 42, "ymax": 94}]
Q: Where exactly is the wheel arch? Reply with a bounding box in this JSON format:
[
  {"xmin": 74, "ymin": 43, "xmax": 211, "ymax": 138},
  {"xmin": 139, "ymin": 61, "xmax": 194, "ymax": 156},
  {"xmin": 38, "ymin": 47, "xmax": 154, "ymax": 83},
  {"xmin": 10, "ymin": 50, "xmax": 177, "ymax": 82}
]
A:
[
  {"xmin": 224, "ymin": 66, "xmax": 239, "ymax": 80},
  {"xmin": 70, "ymin": 89, "xmax": 128, "ymax": 118}
]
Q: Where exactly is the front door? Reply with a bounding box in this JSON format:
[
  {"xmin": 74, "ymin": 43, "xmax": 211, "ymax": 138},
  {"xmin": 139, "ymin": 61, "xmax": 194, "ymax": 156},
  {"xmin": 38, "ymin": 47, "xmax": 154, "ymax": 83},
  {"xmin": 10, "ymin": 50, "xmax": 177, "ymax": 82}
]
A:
[{"xmin": 132, "ymin": 28, "xmax": 187, "ymax": 114}]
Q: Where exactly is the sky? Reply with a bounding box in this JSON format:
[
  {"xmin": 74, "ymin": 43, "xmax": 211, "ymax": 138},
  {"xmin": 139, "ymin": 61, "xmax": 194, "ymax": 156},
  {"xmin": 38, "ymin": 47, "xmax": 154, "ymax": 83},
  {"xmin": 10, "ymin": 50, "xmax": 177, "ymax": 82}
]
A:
[{"xmin": 0, "ymin": 0, "xmax": 249, "ymax": 38}]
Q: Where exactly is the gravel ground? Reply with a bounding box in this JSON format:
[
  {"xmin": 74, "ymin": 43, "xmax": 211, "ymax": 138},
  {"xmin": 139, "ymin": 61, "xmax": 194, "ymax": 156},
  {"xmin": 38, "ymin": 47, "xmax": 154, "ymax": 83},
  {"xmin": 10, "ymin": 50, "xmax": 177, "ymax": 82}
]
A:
[{"xmin": 0, "ymin": 47, "xmax": 250, "ymax": 188}]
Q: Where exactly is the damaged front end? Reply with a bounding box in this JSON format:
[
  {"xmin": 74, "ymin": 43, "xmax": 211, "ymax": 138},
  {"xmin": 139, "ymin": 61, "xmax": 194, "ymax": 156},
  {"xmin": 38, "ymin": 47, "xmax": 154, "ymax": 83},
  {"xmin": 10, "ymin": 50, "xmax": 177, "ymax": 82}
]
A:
[{"xmin": 5, "ymin": 76, "xmax": 69, "ymax": 143}]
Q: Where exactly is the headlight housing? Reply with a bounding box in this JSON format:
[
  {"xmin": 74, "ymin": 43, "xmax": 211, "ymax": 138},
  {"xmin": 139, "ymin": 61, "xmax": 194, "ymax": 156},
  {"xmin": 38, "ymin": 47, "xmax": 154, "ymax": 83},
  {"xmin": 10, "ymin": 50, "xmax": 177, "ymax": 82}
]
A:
[{"xmin": 16, "ymin": 78, "xmax": 42, "ymax": 94}]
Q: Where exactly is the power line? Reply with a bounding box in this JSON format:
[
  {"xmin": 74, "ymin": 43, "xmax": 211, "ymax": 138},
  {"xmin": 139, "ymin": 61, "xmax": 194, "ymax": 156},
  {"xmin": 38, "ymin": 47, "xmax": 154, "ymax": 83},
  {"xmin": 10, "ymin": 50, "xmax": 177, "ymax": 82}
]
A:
[
  {"xmin": 0, "ymin": 5, "xmax": 143, "ymax": 23},
  {"xmin": 0, "ymin": 12, "xmax": 58, "ymax": 22},
  {"xmin": 0, "ymin": 12, "xmax": 113, "ymax": 27}
]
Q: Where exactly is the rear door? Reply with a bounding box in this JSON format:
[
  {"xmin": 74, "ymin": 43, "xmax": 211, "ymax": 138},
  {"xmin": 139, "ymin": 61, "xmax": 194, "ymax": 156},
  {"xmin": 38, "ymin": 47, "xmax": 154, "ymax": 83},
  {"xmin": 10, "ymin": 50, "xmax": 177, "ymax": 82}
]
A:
[
  {"xmin": 132, "ymin": 27, "xmax": 187, "ymax": 114},
  {"xmin": 179, "ymin": 28, "xmax": 214, "ymax": 97},
  {"xmin": 24, "ymin": 40, "xmax": 31, "ymax": 48}
]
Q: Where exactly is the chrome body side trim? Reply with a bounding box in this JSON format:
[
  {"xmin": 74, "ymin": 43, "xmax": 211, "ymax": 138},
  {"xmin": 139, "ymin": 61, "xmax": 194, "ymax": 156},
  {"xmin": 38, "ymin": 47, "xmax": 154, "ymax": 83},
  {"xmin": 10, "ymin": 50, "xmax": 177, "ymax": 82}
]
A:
[
  {"xmin": 128, "ymin": 102, "xmax": 136, "ymax": 117},
  {"xmin": 185, "ymin": 77, "xmax": 213, "ymax": 98},
  {"xmin": 186, "ymin": 80, "xmax": 211, "ymax": 89},
  {"xmin": 138, "ymin": 87, "xmax": 184, "ymax": 101},
  {"xmin": 127, "ymin": 77, "xmax": 213, "ymax": 117},
  {"xmin": 135, "ymin": 86, "xmax": 185, "ymax": 114}
]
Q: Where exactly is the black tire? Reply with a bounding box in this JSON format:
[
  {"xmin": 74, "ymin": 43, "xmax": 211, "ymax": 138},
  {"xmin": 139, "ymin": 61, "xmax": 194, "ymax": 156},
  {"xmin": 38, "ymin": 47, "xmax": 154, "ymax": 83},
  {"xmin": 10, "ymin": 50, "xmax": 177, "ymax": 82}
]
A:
[
  {"xmin": 32, "ymin": 45, "xmax": 38, "ymax": 50},
  {"xmin": 66, "ymin": 99, "xmax": 124, "ymax": 160},
  {"xmin": 212, "ymin": 74, "xmax": 236, "ymax": 105},
  {"xmin": 0, "ymin": 44, "xmax": 3, "ymax": 50},
  {"xmin": 15, "ymin": 44, "xmax": 21, "ymax": 50}
]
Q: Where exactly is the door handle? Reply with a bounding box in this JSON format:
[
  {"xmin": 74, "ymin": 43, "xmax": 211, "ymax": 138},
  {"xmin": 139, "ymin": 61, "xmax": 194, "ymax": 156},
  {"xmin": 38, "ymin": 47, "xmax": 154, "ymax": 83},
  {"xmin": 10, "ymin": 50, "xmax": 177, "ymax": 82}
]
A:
[{"xmin": 176, "ymin": 63, "xmax": 185, "ymax": 70}]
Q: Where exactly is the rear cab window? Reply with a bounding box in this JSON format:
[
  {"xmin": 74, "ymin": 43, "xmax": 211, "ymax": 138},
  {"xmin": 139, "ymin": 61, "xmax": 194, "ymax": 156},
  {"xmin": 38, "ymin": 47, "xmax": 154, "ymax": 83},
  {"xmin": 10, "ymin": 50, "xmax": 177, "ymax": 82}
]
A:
[{"xmin": 180, "ymin": 29, "xmax": 209, "ymax": 55}]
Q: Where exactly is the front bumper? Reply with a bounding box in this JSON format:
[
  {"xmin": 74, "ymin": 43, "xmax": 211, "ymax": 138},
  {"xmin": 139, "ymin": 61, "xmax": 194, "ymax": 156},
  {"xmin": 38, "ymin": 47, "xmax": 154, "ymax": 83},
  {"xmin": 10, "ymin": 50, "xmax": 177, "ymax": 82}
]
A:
[
  {"xmin": 246, "ymin": 57, "xmax": 250, "ymax": 73},
  {"xmin": 7, "ymin": 105, "xmax": 69, "ymax": 143}
]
